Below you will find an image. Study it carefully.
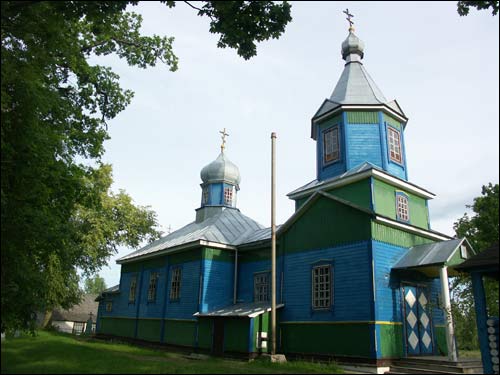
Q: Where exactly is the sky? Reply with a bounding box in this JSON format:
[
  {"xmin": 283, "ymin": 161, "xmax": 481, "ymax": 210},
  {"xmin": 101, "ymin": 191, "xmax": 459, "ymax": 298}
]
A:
[{"xmin": 92, "ymin": 1, "xmax": 499, "ymax": 288}]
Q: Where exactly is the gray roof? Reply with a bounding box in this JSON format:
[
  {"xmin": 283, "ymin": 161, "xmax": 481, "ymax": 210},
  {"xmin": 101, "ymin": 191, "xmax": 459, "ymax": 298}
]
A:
[
  {"xmin": 200, "ymin": 151, "xmax": 241, "ymax": 188},
  {"xmin": 194, "ymin": 302, "xmax": 284, "ymax": 318},
  {"xmin": 455, "ymin": 242, "xmax": 499, "ymax": 272},
  {"xmin": 118, "ymin": 208, "xmax": 264, "ymax": 263},
  {"xmin": 393, "ymin": 238, "xmax": 465, "ymax": 269},
  {"xmin": 52, "ymin": 294, "xmax": 98, "ymax": 323},
  {"xmin": 236, "ymin": 225, "xmax": 282, "ymax": 246}
]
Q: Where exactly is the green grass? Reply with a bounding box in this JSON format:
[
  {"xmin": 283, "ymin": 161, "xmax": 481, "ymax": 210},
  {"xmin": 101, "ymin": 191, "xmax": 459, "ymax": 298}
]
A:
[{"xmin": 1, "ymin": 331, "xmax": 342, "ymax": 374}]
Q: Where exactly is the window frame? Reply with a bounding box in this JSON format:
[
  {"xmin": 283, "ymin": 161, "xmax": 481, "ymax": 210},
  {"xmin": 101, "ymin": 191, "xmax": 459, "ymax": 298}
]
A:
[
  {"xmin": 129, "ymin": 275, "xmax": 137, "ymax": 304},
  {"xmin": 395, "ymin": 191, "xmax": 410, "ymax": 223},
  {"xmin": 323, "ymin": 126, "xmax": 340, "ymax": 165},
  {"xmin": 311, "ymin": 264, "xmax": 333, "ymax": 310},
  {"xmin": 201, "ymin": 186, "xmax": 209, "ymax": 206},
  {"xmin": 223, "ymin": 186, "xmax": 234, "ymax": 206},
  {"xmin": 105, "ymin": 301, "xmax": 113, "ymax": 312},
  {"xmin": 253, "ymin": 271, "xmax": 270, "ymax": 303},
  {"xmin": 169, "ymin": 267, "xmax": 182, "ymax": 302},
  {"xmin": 387, "ymin": 126, "xmax": 403, "ymax": 165},
  {"xmin": 147, "ymin": 272, "xmax": 159, "ymax": 303}
]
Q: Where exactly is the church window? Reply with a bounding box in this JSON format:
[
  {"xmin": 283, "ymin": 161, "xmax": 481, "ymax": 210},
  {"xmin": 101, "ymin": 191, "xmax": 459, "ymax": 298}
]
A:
[
  {"xmin": 224, "ymin": 186, "xmax": 233, "ymax": 206},
  {"xmin": 202, "ymin": 187, "xmax": 209, "ymax": 205},
  {"xmin": 105, "ymin": 301, "xmax": 113, "ymax": 312},
  {"xmin": 147, "ymin": 272, "xmax": 159, "ymax": 302},
  {"xmin": 460, "ymin": 245, "xmax": 468, "ymax": 259},
  {"xmin": 254, "ymin": 272, "xmax": 270, "ymax": 302},
  {"xmin": 388, "ymin": 127, "xmax": 402, "ymax": 164},
  {"xmin": 129, "ymin": 275, "xmax": 137, "ymax": 304},
  {"xmin": 396, "ymin": 192, "xmax": 410, "ymax": 222},
  {"xmin": 312, "ymin": 265, "xmax": 332, "ymax": 309},
  {"xmin": 170, "ymin": 267, "xmax": 182, "ymax": 301},
  {"xmin": 323, "ymin": 126, "xmax": 340, "ymax": 164}
]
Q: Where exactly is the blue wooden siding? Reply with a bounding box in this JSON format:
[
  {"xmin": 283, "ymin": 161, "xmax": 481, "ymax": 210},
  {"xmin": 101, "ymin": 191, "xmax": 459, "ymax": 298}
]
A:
[
  {"xmin": 281, "ymin": 241, "xmax": 372, "ymax": 322},
  {"xmin": 166, "ymin": 260, "xmax": 201, "ymax": 319},
  {"xmin": 201, "ymin": 259, "xmax": 234, "ymax": 312},
  {"xmin": 346, "ymin": 123, "xmax": 382, "ymax": 170},
  {"xmin": 237, "ymin": 258, "xmax": 284, "ymax": 304},
  {"xmin": 137, "ymin": 267, "xmax": 166, "ymax": 318},
  {"xmin": 208, "ymin": 183, "xmax": 223, "ymax": 206}
]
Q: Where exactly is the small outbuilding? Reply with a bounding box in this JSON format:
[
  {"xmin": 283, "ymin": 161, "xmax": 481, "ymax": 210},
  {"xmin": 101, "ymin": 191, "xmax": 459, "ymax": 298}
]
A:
[{"xmin": 51, "ymin": 294, "xmax": 98, "ymax": 334}]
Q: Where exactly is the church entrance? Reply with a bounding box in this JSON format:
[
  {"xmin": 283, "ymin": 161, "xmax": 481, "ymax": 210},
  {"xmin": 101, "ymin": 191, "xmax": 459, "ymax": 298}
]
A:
[
  {"xmin": 212, "ymin": 318, "xmax": 225, "ymax": 356},
  {"xmin": 402, "ymin": 283, "xmax": 434, "ymax": 356}
]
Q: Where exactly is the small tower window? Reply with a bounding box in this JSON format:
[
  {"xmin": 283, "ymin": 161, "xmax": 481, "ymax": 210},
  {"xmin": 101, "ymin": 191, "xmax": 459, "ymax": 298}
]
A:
[
  {"xmin": 396, "ymin": 192, "xmax": 410, "ymax": 222},
  {"xmin": 224, "ymin": 186, "xmax": 233, "ymax": 206},
  {"xmin": 202, "ymin": 187, "xmax": 209, "ymax": 205},
  {"xmin": 323, "ymin": 126, "xmax": 340, "ymax": 164},
  {"xmin": 388, "ymin": 127, "xmax": 402, "ymax": 164}
]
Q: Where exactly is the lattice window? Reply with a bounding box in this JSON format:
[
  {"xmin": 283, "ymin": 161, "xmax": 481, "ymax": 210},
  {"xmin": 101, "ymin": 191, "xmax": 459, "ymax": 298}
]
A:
[
  {"xmin": 105, "ymin": 302, "xmax": 112, "ymax": 312},
  {"xmin": 129, "ymin": 275, "xmax": 137, "ymax": 303},
  {"xmin": 396, "ymin": 193, "xmax": 409, "ymax": 222},
  {"xmin": 224, "ymin": 186, "xmax": 233, "ymax": 206},
  {"xmin": 388, "ymin": 127, "xmax": 402, "ymax": 164},
  {"xmin": 312, "ymin": 265, "xmax": 332, "ymax": 309},
  {"xmin": 170, "ymin": 268, "xmax": 182, "ymax": 301},
  {"xmin": 254, "ymin": 272, "xmax": 270, "ymax": 302},
  {"xmin": 147, "ymin": 272, "xmax": 159, "ymax": 302},
  {"xmin": 323, "ymin": 126, "xmax": 340, "ymax": 164},
  {"xmin": 202, "ymin": 187, "xmax": 209, "ymax": 205}
]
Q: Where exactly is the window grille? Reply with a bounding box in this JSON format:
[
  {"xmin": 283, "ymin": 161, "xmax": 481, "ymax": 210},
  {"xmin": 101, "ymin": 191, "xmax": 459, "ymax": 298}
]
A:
[
  {"xmin": 147, "ymin": 272, "xmax": 159, "ymax": 302},
  {"xmin": 105, "ymin": 302, "xmax": 112, "ymax": 312},
  {"xmin": 323, "ymin": 126, "xmax": 340, "ymax": 163},
  {"xmin": 396, "ymin": 193, "xmax": 409, "ymax": 222},
  {"xmin": 129, "ymin": 275, "xmax": 137, "ymax": 303},
  {"xmin": 388, "ymin": 127, "xmax": 402, "ymax": 163},
  {"xmin": 170, "ymin": 268, "xmax": 182, "ymax": 301},
  {"xmin": 224, "ymin": 187, "xmax": 233, "ymax": 206},
  {"xmin": 254, "ymin": 272, "xmax": 270, "ymax": 302},
  {"xmin": 312, "ymin": 265, "xmax": 332, "ymax": 309}
]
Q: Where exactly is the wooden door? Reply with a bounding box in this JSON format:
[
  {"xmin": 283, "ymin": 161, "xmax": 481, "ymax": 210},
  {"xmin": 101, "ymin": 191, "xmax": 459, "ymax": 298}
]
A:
[
  {"xmin": 212, "ymin": 319, "xmax": 224, "ymax": 356},
  {"xmin": 403, "ymin": 285, "xmax": 434, "ymax": 355}
]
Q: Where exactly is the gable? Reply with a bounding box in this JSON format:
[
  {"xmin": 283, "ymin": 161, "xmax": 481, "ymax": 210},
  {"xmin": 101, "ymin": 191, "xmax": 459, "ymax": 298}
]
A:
[{"xmin": 280, "ymin": 194, "xmax": 371, "ymax": 253}]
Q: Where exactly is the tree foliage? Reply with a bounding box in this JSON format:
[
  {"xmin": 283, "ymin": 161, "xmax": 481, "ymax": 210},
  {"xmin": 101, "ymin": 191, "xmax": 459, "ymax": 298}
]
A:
[
  {"xmin": 84, "ymin": 276, "xmax": 107, "ymax": 295},
  {"xmin": 451, "ymin": 183, "xmax": 499, "ymax": 350},
  {"xmin": 1, "ymin": 1, "xmax": 292, "ymax": 333},
  {"xmin": 457, "ymin": 1, "xmax": 499, "ymax": 16}
]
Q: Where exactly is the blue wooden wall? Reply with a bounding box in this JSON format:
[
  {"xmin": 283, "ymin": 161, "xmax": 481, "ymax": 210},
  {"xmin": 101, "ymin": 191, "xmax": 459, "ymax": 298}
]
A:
[{"xmin": 201, "ymin": 259, "xmax": 234, "ymax": 312}]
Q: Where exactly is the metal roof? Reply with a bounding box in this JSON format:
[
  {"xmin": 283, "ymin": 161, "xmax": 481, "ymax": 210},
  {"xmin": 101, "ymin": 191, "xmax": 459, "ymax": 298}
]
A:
[
  {"xmin": 117, "ymin": 208, "xmax": 264, "ymax": 263},
  {"xmin": 200, "ymin": 151, "xmax": 241, "ymax": 188},
  {"xmin": 194, "ymin": 302, "xmax": 284, "ymax": 318},
  {"xmin": 393, "ymin": 238, "xmax": 465, "ymax": 269},
  {"xmin": 455, "ymin": 242, "xmax": 499, "ymax": 272}
]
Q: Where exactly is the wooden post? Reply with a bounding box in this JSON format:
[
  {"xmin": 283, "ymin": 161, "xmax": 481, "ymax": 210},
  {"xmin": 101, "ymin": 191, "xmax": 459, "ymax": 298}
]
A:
[{"xmin": 271, "ymin": 132, "xmax": 277, "ymax": 355}]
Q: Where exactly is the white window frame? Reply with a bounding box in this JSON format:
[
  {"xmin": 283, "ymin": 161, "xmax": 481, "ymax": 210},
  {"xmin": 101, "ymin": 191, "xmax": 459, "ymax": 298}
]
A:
[
  {"xmin": 254, "ymin": 272, "xmax": 270, "ymax": 302},
  {"xmin": 396, "ymin": 192, "xmax": 410, "ymax": 222},
  {"xmin": 224, "ymin": 186, "xmax": 233, "ymax": 206},
  {"xmin": 323, "ymin": 126, "xmax": 340, "ymax": 164},
  {"xmin": 387, "ymin": 126, "xmax": 403, "ymax": 164},
  {"xmin": 460, "ymin": 245, "xmax": 468, "ymax": 259},
  {"xmin": 312, "ymin": 265, "xmax": 332, "ymax": 310},
  {"xmin": 129, "ymin": 275, "xmax": 137, "ymax": 304},
  {"xmin": 169, "ymin": 267, "xmax": 182, "ymax": 301},
  {"xmin": 147, "ymin": 272, "xmax": 159, "ymax": 302}
]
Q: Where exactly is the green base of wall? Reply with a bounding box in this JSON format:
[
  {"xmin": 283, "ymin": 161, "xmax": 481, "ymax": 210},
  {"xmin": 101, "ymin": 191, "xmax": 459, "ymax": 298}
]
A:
[
  {"xmin": 99, "ymin": 317, "xmax": 135, "ymax": 338},
  {"xmin": 280, "ymin": 323, "xmax": 372, "ymax": 358},
  {"xmin": 378, "ymin": 324, "xmax": 404, "ymax": 358},
  {"xmin": 137, "ymin": 319, "xmax": 162, "ymax": 342},
  {"xmin": 434, "ymin": 326, "xmax": 448, "ymax": 356},
  {"xmin": 163, "ymin": 320, "xmax": 197, "ymax": 347}
]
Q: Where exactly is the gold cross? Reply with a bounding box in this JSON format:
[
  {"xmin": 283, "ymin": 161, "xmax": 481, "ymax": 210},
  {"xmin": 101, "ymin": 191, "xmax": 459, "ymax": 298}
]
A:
[
  {"xmin": 343, "ymin": 8, "xmax": 355, "ymax": 32},
  {"xmin": 219, "ymin": 128, "xmax": 229, "ymax": 152}
]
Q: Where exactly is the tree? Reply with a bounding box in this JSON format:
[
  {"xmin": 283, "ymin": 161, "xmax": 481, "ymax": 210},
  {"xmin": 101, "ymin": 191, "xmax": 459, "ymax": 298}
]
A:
[
  {"xmin": 84, "ymin": 276, "xmax": 107, "ymax": 295},
  {"xmin": 451, "ymin": 183, "xmax": 499, "ymax": 350},
  {"xmin": 457, "ymin": 1, "xmax": 499, "ymax": 16},
  {"xmin": 1, "ymin": 1, "xmax": 292, "ymax": 333}
]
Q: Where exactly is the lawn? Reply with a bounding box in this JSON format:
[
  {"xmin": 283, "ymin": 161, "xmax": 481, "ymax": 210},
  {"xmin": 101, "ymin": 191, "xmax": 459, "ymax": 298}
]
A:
[{"xmin": 1, "ymin": 331, "xmax": 342, "ymax": 374}]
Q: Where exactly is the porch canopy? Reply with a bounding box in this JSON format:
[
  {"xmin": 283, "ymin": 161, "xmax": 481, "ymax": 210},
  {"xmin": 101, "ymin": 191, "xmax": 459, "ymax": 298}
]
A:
[
  {"xmin": 194, "ymin": 302, "xmax": 284, "ymax": 318},
  {"xmin": 392, "ymin": 238, "xmax": 474, "ymax": 277}
]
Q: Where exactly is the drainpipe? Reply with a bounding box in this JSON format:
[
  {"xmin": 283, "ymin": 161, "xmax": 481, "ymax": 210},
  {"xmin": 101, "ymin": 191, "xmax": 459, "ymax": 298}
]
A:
[
  {"xmin": 233, "ymin": 248, "xmax": 238, "ymax": 304},
  {"xmin": 271, "ymin": 132, "xmax": 277, "ymax": 355},
  {"xmin": 439, "ymin": 266, "xmax": 457, "ymax": 361}
]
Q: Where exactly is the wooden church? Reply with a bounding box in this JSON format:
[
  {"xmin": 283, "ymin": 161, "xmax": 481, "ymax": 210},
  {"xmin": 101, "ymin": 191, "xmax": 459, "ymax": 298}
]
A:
[{"xmin": 95, "ymin": 20, "xmax": 475, "ymax": 366}]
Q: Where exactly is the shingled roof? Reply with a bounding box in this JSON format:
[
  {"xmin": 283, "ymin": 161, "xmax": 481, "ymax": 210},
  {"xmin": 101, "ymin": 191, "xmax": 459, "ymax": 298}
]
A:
[{"xmin": 52, "ymin": 294, "xmax": 98, "ymax": 323}]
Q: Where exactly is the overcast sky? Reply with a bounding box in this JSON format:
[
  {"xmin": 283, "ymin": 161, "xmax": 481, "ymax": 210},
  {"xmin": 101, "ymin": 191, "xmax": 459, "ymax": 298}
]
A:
[{"xmin": 91, "ymin": 1, "xmax": 499, "ymax": 288}]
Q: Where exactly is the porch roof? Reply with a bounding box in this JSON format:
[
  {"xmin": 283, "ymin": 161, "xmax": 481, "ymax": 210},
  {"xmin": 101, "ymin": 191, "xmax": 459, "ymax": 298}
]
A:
[
  {"xmin": 193, "ymin": 302, "xmax": 284, "ymax": 318},
  {"xmin": 392, "ymin": 238, "xmax": 474, "ymax": 276}
]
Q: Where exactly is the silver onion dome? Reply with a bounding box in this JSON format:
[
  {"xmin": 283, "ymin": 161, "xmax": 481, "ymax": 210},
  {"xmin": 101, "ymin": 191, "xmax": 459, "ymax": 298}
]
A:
[
  {"xmin": 341, "ymin": 32, "xmax": 365, "ymax": 61},
  {"xmin": 200, "ymin": 152, "xmax": 241, "ymax": 188}
]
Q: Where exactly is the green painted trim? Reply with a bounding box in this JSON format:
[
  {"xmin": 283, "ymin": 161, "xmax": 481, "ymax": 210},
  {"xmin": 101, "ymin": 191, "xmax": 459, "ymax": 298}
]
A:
[
  {"xmin": 383, "ymin": 113, "xmax": 402, "ymax": 129},
  {"xmin": 100, "ymin": 316, "xmax": 136, "ymax": 320},
  {"xmin": 372, "ymin": 222, "xmax": 435, "ymax": 248},
  {"xmin": 164, "ymin": 318, "xmax": 197, "ymax": 322},
  {"xmin": 169, "ymin": 249, "xmax": 201, "ymax": 265},
  {"xmin": 239, "ymin": 247, "xmax": 270, "ymax": 263},
  {"xmin": 281, "ymin": 321, "xmax": 402, "ymax": 325},
  {"xmin": 122, "ymin": 256, "xmax": 167, "ymax": 273},
  {"xmin": 346, "ymin": 111, "xmax": 379, "ymax": 124},
  {"xmin": 203, "ymin": 247, "xmax": 234, "ymax": 263}
]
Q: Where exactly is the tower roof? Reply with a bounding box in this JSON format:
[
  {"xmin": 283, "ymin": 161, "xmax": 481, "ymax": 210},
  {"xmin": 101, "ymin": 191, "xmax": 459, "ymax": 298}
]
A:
[{"xmin": 200, "ymin": 151, "xmax": 241, "ymax": 188}]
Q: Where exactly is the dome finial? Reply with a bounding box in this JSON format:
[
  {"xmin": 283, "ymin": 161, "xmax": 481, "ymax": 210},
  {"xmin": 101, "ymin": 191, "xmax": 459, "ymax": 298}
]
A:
[
  {"xmin": 219, "ymin": 128, "xmax": 229, "ymax": 153},
  {"xmin": 343, "ymin": 8, "xmax": 355, "ymax": 33}
]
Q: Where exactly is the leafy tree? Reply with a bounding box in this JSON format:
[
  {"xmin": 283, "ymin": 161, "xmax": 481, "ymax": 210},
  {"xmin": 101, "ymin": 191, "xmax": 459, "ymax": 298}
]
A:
[
  {"xmin": 457, "ymin": 1, "xmax": 499, "ymax": 16},
  {"xmin": 84, "ymin": 276, "xmax": 107, "ymax": 295},
  {"xmin": 451, "ymin": 183, "xmax": 499, "ymax": 350},
  {"xmin": 1, "ymin": 1, "xmax": 292, "ymax": 333}
]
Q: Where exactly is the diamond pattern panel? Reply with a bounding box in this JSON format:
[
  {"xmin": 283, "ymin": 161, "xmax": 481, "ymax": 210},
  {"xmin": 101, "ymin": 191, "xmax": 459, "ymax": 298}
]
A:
[
  {"xmin": 407, "ymin": 310, "xmax": 417, "ymax": 329},
  {"xmin": 408, "ymin": 331, "xmax": 419, "ymax": 349},
  {"xmin": 420, "ymin": 312, "xmax": 429, "ymax": 328},
  {"xmin": 418, "ymin": 292, "xmax": 428, "ymax": 307},
  {"xmin": 405, "ymin": 289, "xmax": 416, "ymax": 308},
  {"xmin": 422, "ymin": 332, "xmax": 432, "ymax": 348}
]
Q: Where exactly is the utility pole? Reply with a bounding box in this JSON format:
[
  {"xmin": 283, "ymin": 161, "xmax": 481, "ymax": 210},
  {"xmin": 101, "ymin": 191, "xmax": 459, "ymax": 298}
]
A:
[{"xmin": 271, "ymin": 132, "xmax": 277, "ymax": 355}]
